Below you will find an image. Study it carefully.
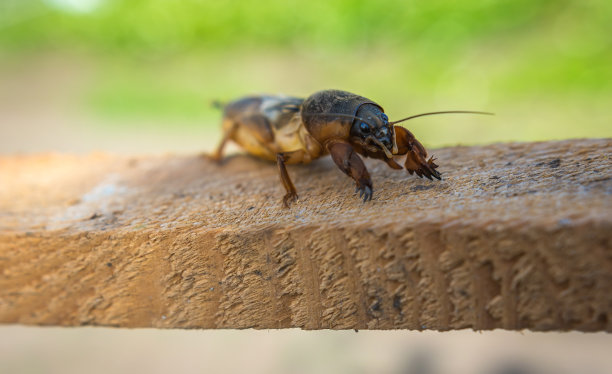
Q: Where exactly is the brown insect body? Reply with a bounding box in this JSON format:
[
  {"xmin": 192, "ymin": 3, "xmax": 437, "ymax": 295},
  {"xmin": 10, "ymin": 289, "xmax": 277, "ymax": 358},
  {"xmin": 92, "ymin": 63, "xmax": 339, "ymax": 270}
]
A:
[
  {"xmin": 301, "ymin": 90, "xmax": 381, "ymax": 143},
  {"xmin": 213, "ymin": 89, "xmax": 484, "ymax": 206}
]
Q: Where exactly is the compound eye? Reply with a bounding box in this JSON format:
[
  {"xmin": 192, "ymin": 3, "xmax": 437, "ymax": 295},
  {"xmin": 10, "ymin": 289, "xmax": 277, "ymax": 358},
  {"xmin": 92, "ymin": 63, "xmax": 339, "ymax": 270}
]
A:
[
  {"xmin": 359, "ymin": 122, "xmax": 371, "ymax": 133},
  {"xmin": 381, "ymin": 113, "xmax": 389, "ymax": 122}
]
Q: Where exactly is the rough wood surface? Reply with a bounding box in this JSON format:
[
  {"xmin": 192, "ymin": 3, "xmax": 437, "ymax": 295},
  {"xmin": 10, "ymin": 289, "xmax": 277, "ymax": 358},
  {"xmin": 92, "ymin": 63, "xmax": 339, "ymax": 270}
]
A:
[{"xmin": 1, "ymin": 139, "xmax": 611, "ymax": 331}]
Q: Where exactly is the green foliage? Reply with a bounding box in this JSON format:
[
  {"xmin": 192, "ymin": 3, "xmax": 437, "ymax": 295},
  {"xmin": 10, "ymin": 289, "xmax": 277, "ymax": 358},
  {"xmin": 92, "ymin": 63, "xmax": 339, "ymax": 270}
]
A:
[
  {"xmin": 2, "ymin": 0, "xmax": 609, "ymax": 55},
  {"xmin": 1, "ymin": 0, "xmax": 610, "ymax": 144}
]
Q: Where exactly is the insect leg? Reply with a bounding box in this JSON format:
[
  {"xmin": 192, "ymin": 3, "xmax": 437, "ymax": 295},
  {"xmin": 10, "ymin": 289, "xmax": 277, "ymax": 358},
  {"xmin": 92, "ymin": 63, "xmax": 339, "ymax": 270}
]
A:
[
  {"xmin": 210, "ymin": 120, "xmax": 238, "ymax": 162},
  {"xmin": 276, "ymin": 153, "xmax": 298, "ymax": 208},
  {"xmin": 394, "ymin": 126, "xmax": 441, "ymax": 180},
  {"xmin": 327, "ymin": 140, "xmax": 373, "ymax": 202}
]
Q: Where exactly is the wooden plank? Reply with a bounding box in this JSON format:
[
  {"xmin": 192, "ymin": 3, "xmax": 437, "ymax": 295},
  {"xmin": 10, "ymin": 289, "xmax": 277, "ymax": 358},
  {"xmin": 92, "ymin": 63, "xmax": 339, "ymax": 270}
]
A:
[{"xmin": 0, "ymin": 139, "xmax": 611, "ymax": 330}]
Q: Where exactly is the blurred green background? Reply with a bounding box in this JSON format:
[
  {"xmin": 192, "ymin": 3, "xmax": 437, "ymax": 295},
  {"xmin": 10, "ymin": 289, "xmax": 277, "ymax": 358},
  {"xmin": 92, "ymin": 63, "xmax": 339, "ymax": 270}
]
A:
[{"xmin": 0, "ymin": 0, "xmax": 610, "ymax": 153}]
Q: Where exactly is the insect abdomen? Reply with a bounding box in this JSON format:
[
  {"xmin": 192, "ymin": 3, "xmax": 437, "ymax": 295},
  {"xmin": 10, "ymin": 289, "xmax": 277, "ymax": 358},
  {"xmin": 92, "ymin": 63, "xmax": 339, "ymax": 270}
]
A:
[{"xmin": 222, "ymin": 95, "xmax": 322, "ymax": 163}]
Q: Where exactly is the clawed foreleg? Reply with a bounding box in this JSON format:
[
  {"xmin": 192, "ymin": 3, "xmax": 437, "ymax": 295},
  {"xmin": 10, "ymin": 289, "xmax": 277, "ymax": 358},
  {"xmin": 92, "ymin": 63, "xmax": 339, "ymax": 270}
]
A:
[{"xmin": 393, "ymin": 126, "xmax": 441, "ymax": 180}]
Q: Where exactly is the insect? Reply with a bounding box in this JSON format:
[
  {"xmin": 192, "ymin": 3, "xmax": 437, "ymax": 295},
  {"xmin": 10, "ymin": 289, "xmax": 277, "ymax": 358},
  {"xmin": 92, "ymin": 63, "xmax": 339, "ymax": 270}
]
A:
[{"xmin": 211, "ymin": 89, "xmax": 490, "ymax": 206}]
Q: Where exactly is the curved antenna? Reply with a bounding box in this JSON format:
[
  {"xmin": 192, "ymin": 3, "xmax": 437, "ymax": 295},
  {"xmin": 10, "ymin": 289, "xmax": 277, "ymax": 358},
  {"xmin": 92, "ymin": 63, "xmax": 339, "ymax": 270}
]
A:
[{"xmin": 389, "ymin": 111, "xmax": 494, "ymax": 125}]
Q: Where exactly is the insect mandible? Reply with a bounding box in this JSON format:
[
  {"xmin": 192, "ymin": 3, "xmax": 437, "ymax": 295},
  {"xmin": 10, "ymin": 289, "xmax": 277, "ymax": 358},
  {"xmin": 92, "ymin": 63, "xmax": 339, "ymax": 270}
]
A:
[{"xmin": 211, "ymin": 89, "xmax": 491, "ymax": 207}]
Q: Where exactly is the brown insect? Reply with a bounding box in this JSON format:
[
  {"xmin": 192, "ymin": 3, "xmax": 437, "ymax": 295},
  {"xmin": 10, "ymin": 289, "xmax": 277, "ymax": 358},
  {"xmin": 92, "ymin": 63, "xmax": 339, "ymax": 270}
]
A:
[{"xmin": 211, "ymin": 89, "xmax": 490, "ymax": 206}]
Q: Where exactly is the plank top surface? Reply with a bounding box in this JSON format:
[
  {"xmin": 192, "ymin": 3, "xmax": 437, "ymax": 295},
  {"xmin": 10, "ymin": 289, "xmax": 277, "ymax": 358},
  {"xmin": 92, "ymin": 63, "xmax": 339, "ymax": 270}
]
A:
[{"xmin": 2, "ymin": 139, "xmax": 610, "ymax": 233}]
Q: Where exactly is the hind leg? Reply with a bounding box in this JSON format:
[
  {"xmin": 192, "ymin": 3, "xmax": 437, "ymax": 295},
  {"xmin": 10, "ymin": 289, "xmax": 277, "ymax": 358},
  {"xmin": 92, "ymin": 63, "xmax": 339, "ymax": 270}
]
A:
[{"xmin": 209, "ymin": 120, "xmax": 238, "ymax": 162}]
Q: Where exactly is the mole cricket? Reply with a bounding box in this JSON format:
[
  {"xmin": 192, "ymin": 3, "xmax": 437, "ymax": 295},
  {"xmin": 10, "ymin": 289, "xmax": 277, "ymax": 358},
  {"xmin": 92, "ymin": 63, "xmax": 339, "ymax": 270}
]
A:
[{"xmin": 211, "ymin": 89, "xmax": 491, "ymax": 206}]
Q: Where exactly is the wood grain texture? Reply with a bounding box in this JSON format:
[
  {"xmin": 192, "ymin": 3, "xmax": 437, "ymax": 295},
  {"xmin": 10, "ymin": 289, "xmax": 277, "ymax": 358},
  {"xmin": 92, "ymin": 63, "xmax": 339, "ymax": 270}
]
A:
[{"xmin": 0, "ymin": 139, "xmax": 611, "ymax": 331}]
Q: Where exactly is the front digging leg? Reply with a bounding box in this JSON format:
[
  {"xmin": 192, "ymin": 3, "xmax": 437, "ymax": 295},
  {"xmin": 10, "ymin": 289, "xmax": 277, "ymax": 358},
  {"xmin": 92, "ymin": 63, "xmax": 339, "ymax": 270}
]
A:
[
  {"xmin": 327, "ymin": 140, "xmax": 373, "ymax": 202},
  {"xmin": 394, "ymin": 126, "xmax": 441, "ymax": 180}
]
